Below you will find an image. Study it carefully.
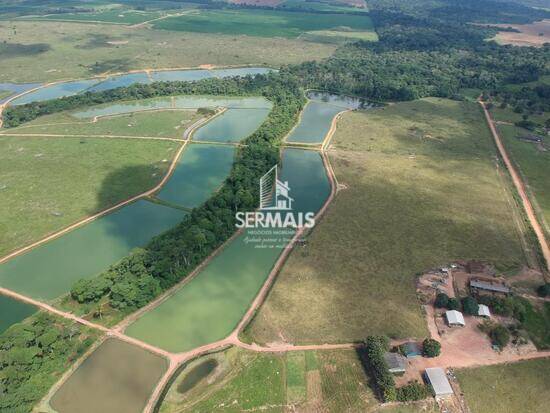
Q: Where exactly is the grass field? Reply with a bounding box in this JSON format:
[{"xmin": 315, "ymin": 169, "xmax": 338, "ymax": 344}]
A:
[
  {"xmin": 4, "ymin": 109, "xmax": 199, "ymax": 138},
  {"xmin": 0, "ymin": 21, "xmax": 336, "ymax": 82},
  {"xmin": 21, "ymin": 8, "xmax": 178, "ymax": 25},
  {"xmin": 0, "ymin": 90, "xmax": 12, "ymax": 99},
  {"xmin": 456, "ymin": 358, "xmax": 550, "ymax": 413},
  {"xmin": 244, "ymin": 98, "xmax": 527, "ymax": 345},
  {"xmin": 0, "ymin": 135, "xmax": 179, "ymax": 256},
  {"xmin": 153, "ymin": 9, "xmax": 375, "ymax": 38},
  {"xmin": 160, "ymin": 348, "xmax": 379, "ymax": 412},
  {"xmin": 496, "ymin": 122, "xmax": 550, "ymax": 239}
]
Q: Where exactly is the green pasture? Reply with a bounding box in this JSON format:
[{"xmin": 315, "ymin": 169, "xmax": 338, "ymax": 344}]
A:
[
  {"xmin": 245, "ymin": 98, "xmax": 527, "ymax": 345},
  {"xmin": 456, "ymin": 358, "xmax": 550, "ymax": 413},
  {"xmin": 21, "ymin": 9, "xmax": 173, "ymax": 25},
  {"xmin": 152, "ymin": 9, "xmax": 375, "ymax": 38},
  {"xmin": 5, "ymin": 110, "xmax": 198, "ymax": 138},
  {"xmin": 0, "ymin": 135, "xmax": 179, "ymax": 256}
]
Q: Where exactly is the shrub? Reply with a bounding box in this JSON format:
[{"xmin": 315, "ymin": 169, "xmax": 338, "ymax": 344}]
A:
[
  {"xmin": 490, "ymin": 324, "xmax": 510, "ymax": 348},
  {"xmin": 396, "ymin": 381, "xmax": 430, "ymax": 402},
  {"xmin": 434, "ymin": 292, "xmax": 449, "ymax": 308},
  {"xmin": 462, "ymin": 296, "xmax": 479, "ymax": 315},
  {"xmin": 422, "ymin": 338, "xmax": 441, "ymax": 357},
  {"xmin": 537, "ymin": 283, "xmax": 550, "ymax": 297},
  {"xmin": 447, "ymin": 297, "xmax": 460, "ymax": 310},
  {"xmin": 364, "ymin": 336, "xmax": 396, "ymax": 402}
]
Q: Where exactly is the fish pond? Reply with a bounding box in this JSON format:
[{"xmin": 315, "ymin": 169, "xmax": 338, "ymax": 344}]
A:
[
  {"xmin": 50, "ymin": 338, "xmax": 167, "ymax": 413},
  {"xmin": 125, "ymin": 148, "xmax": 331, "ymax": 352},
  {"xmin": 0, "ymin": 295, "xmax": 36, "ymax": 334}
]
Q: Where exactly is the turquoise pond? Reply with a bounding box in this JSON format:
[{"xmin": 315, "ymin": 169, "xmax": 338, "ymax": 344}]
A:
[
  {"xmin": 156, "ymin": 143, "xmax": 235, "ymax": 209},
  {"xmin": 0, "ymin": 295, "xmax": 36, "ymax": 334},
  {"xmin": 125, "ymin": 148, "xmax": 331, "ymax": 352},
  {"xmin": 193, "ymin": 108, "xmax": 270, "ymax": 143},
  {"xmin": 0, "ymin": 200, "xmax": 187, "ymax": 300},
  {"xmin": 9, "ymin": 67, "xmax": 271, "ymax": 106}
]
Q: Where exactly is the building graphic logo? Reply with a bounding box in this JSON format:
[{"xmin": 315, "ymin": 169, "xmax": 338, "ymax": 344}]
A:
[
  {"xmin": 259, "ymin": 165, "xmax": 294, "ymax": 211},
  {"xmin": 235, "ymin": 164, "xmax": 315, "ymax": 230}
]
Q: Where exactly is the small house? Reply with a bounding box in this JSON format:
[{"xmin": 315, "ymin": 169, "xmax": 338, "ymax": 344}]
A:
[
  {"xmin": 384, "ymin": 352, "xmax": 407, "ymax": 374},
  {"xmin": 478, "ymin": 304, "xmax": 491, "ymax": 318},
  {"xmin": 400, "ymin": 342, "xmax": 422, "ymax": 358},
  {"xmin": 424, "ymin": 367, "xmax": 454, "ymax": 398},
  {"xmin": 445, "ymin": 310, "xmax": 465, "ymax": 327}
]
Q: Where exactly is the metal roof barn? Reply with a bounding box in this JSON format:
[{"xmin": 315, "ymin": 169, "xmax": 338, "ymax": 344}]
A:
[
  {"xmin": 445, "ymin": 310, "xmax": 465, "ymax": 326},
  {"xmin": 478, "ymin": 304, "xmax": 491, "ymax": 318},
  {"xmin": 425, "ymin": 367, "xmax": 454, "ymax": 397}
]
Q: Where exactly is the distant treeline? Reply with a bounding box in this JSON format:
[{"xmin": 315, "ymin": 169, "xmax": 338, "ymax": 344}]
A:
[{"xmin": 2, "ymin": 74, "xmax": 305, "ymax": 318}]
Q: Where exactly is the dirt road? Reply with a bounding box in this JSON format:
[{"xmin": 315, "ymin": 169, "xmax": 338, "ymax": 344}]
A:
[{"xmin": 480, "ymin": 101, "xmax": 550, "ymax": 272}]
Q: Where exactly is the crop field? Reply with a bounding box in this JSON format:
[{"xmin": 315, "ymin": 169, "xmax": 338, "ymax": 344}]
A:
[
  {"xmin": 0, "ymin": 135, "xmax": 179, "ymax": 256},
  {"xmin": 4, "ymin": 110, "xmax": 199, "ymax": 138},
  {"xmin": 495, "ymin": 121, "xmax": 550, "ymax": 239},
  {"xmin": 456, "ymin": 358, "xmax": 550, "ymax": 413},
  {"xmin": 0, "ymin": 21, "xmax": 336, "ymax": 83},
  {"xmin": 152, "ymin": 9, "xmax": 376, "ymax": 38},
  {"xmin": 160, "ymin": 348, "xmax": 379, "ymax": 412},
  {"xmin": 245, "ymin": 98, "xmax": 527, "ymax": 345},
  {"xmin": 50, "ymin": 338, "xmax": 168, "ymax": 413}
]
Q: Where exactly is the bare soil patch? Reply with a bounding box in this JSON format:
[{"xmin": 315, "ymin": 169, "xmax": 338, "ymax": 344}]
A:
[{"xmin": 492, "ymin": 19, "xmax": 550, "ymax": 47}]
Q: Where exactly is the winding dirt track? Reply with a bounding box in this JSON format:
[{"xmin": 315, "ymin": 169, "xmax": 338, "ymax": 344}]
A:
[{"xmin": 480, "ymin": 101, "xmax": 550, "ymax": 272}]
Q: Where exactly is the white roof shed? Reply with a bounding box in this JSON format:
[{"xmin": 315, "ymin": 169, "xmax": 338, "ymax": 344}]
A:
[
  {"xmin": 478, "ymin": 304, "xmax": 491, "ymax": 318},
  {"xmin": 445, "ymin": 310, "xmax": 465, "ymax": 326},
  {"xmin": 425, "ymin": 367, "xmax": 454, "ymax": 397}
]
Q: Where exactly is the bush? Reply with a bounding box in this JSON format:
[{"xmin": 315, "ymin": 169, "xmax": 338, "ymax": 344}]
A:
[
  {"xmin": 447, "ymin": 297, "xmax": 460, "ymax": 310},
  {"xmin": 537, "ymin": 283, "xmax": 550, "ymax": 297},
  {"xmin": 490, "ymin": 324, "xmax": 510, "ymax": 348},
  {"xmin": 422, "ymin": 338, "xmax": 441, "ymax": 357},
  {"xmin": 462, "ymin": 296, "xmax": 479, "ymax": 315},
  {"xmin": 434, "ymin": 292, "xmax": 449, "ymax": 308},
  {"xmin": 396, "ymin": 381, "xmax": 431, "ymax": 402}
]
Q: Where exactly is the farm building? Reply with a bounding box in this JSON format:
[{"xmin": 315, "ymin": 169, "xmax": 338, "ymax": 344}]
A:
[
  {"xmin": 424, "ymin": 367, "xmax": 454, "ymax": 398},
  {"xmin": 478, "ymin": 304, "xmax": 491, "ymax": 318},
  {"xmin": 470, "ymin": 279, "xmax": 510, "ymax": 296},
  {"xmin": 400, "ymin": 342, "xmax": 422, "ymax": 358},
  {"xmin": 445, "ymin": 310, "xmax": 465, "ymax": 327},
  {"xmin": 384, "ymin": 352, "xmax": 407, "ymax": 374}
]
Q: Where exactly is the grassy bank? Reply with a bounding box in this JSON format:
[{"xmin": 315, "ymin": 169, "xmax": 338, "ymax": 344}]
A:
[{"xmin": 245, "ymin": 98, "xmax": 527, "ymax": 345}]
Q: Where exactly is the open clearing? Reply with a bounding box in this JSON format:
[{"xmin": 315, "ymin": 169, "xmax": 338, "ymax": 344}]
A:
[
  {"xmin": 245, "ymin": 98, "xmax": 527, "ymax": 345},
  {"xmin": 50, "ymin": 338, "xmax": 168, "ymax": 413},
  {"xmin": 456, "ymin": 358, "xmax": 550, "ymax": 413},
  {"xmin": 0, "ymin": 135, "xmax": 179, "ymax": 256},
  {"xmin": 152, "ymin": 9, "xmax": 376, "ymax": 38},
  {"xmin": 160, "ymin": 347, "xmax": 383, "ymax": 412},
  {"xmin": 0, "ymin": 20, "xmax": 336, "ymax": 82},
  {"xmin": 4, "ymin": 110, "xmax": 199, "ymax": 138},
  {"xmin": 492, "ymin": 19, "xmax": 550, "ymax": 47}
]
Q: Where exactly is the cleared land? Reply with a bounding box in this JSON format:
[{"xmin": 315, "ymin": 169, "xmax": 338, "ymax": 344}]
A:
[
  {"xmin": 50, "ymin": 338, "xmax": 168, "ymax": 413},
  {"xmin": 152, "ymin": 9, "xmax": 375, "ymax": 38},
  {"xmin": 160, "ymin": 347, "xmax": 380, "ymax": 412},
  {"xmin": 492, "ymin": 19, "xmax": 550, "ymax": 47},
  {"xmin": 0, "ymin": 21, "xmax": 336, "ymax": 82},
  {"xmin": 490, "ymin": 108, "xmax": 550, "ymax": 239},
  {"xmin": 456, "ymin": 358, "xmax": 550, "ymax": 413},
  {"xmin": 245, "ymin": 98, "xmax": 527, "ymax": 345},
  {"xmin": 0, "ymin": 135, "xmax": 179, "ymax": 256},
  {"xmin": 4, "ymin": 110, "xmax": 199, "ymax": 138},
  {"xmin": 21, "ymin": 8, "xmax": 179, "ymax": 25}
]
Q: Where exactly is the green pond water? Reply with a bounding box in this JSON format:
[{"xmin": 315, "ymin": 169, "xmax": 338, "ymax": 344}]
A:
[
  {"xmin": 286, "ymin": 101, "xmax": 345, "ymax": 144},
  {"xmin": 0, "ymin": 201, "xmax": 186, "ymax": 300},
  {"xmin": 176, "ymin": 359, "xmax": 219, "ymax": 394},
  {"xmin": 50, "ymin": 338, "xmax": 167, "ymax": 413},
  {"xmin": 193, "ymin": 108, "xmax": 270, "ymax": 142},
  {"xmin": 125, "ymin": 148, "xmax": 331, "ymax": 352},
  {"xmin": 0, "ymin": 295, "xmax": 36, "ymax": 334},
  {"xmin": 156, "ymin": 143, "xmax": 235, "ymax": 208}
]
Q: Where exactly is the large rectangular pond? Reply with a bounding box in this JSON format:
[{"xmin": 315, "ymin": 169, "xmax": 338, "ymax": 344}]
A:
[
  {"xmin": 0, "ymin": 200, "xmax": 186, "ymax": 300},
  {"xmin": 0, "ymin": 295, "xmax": 36, "ymax": 334},
  {"xmin": 125, "ymin": 148, "xmax": 331, "ymax": 352},
  {"xmin": 193, "ymin": 108, "xmax": 270, "ymax": 143},
  {"xmin": 9, "ymin": 67, "xmax": 271, "ymax": 106},
  {"xmin": 50, "ymin": 338, "xmax": 167, "ymax": 413},
  {"xmin": 156, "ymin": 143, "xmax": 236, "ymax": 209}
]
